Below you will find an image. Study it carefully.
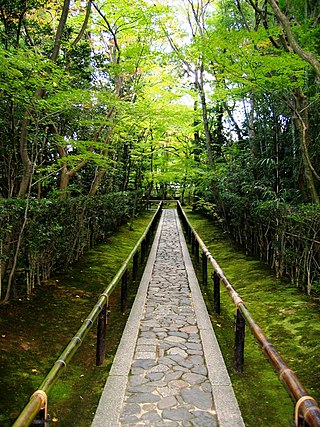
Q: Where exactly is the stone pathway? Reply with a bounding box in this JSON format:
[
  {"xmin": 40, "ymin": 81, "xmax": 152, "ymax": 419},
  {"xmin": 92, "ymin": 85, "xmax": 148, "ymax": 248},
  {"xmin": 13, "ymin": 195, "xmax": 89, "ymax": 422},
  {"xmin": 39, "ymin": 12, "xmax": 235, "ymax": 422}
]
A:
[
  {"xmin": 92, "ymin": 209, "xmax": 244, "ymax": 427},
  {"xmin": 119, "ymin": 209, "xmax": 217, "ymax": 426}
]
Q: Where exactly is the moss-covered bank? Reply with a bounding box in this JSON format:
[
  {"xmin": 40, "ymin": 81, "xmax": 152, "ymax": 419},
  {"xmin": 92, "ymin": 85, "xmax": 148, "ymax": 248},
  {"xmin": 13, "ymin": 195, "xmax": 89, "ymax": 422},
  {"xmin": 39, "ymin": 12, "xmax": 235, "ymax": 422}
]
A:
[
  {"xmin": 0, "ymin": 210, "xmax": 154, "ymax": 426},
  {"xmin": 2, "ymin": 207, "xmax": 319, "ymax": 427},
  {"xmin": 185, "ymin": 209, "xmax": 320, "ymax": 427}
]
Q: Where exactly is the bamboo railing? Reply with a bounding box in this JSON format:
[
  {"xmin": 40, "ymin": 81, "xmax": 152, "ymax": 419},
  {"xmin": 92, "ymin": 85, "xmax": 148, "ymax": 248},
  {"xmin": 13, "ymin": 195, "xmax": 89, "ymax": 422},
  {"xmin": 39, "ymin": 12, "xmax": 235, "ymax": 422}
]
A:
[
  {"xmin": 12, "ymin": 202, "xmax": 163, "ymax": 427},
  {"xmin": 177, "ymin": 201, "xmax": 320, "ymax": 427}
]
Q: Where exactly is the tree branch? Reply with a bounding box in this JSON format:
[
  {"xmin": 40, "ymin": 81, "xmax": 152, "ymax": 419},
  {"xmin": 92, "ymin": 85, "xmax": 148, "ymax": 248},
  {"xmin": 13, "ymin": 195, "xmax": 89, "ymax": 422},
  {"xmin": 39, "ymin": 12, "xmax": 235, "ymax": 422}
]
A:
[
  {"xmin": 91, "ymin": 1, "xmax": 121, "ymax": 59},
  {"xmin": 267, "ymin": 0, "xmax": 320, "ymax": 78},
  {"xmin": 72, "ymin": 1, "xmax": 91, "ymax": 46},
  {"xmin": 50, "ymin": 0, "xmax": 71, "ymax": 62}
]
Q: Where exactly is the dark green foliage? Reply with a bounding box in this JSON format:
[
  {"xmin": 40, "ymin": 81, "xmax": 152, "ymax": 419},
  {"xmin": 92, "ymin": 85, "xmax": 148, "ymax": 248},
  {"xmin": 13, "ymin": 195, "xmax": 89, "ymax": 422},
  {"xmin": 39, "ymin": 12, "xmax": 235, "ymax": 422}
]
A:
[
  {"xmin": 0, "ymin": 192, "xmax": 136, "ymax": 300},
  {"xmin": 194, "ymin": 196, "xmax": 320, "ymax": 295},
  {"xmin": 192, "ymin": 197, "xmax": 222, "ymax": 222}
]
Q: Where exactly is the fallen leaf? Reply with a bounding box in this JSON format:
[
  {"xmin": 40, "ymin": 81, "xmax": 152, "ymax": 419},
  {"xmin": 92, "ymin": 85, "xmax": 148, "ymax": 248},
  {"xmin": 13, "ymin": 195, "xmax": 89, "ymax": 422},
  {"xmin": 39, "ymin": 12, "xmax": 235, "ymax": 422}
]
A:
[{"xmin": 20, "ymin": 342, "xmax": 30, "ymax": 350}]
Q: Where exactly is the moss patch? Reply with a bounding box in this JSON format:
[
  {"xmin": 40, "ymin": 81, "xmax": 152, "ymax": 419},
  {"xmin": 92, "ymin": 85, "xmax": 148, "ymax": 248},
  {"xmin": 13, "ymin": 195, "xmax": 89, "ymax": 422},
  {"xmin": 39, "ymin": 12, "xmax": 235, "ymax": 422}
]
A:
[
  {"xmin": 184, "ymin": 209, "xmax": 320, "ymax": 427},
  {"xmin": 0, "ymin": 211, "xmax": 154, "ymax": 427}
]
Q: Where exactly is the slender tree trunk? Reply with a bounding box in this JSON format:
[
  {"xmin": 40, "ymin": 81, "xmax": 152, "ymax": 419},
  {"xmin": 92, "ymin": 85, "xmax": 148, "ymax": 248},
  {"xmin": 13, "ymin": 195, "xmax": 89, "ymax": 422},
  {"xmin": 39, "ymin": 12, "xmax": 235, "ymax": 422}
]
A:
[
  {"xmin": 273, "ymin": 113, "xmax": 280, "ymax": 196},
  {"xmin": 88, "ymin": 107, "xmax": 116, "ymax": 196},
  {"xmin": 181, "ymin": 176, "xmax": 187, "ymax": 205},
  {"xmin": 295, "ymin": 120, "xmax": 319, "ymax": 204},
  {"xmin": 89, "ymin": 167, "xmax": 107, "ymax": 196},
  {"xmin": 18, "ymin": 88, "xmax": 44, "ymax": 197},
  {"xmin": 248, "ymin": 92, "xmax": 258, "ymax": 158},
  {"xmin": 59, "ymin": 166, "xmax": 71, "ymax": 198},
  {"xmin": 57, "ymin": 139, "xmax": 93, "ymax": 197},
  {"xmin": 292, "ymin": 90, "xmax": 319, "ymax": 204},
  {"xmin": 50, "ymin": 0, "xmax": 71, "ymax": 62},
  {"xmin": 18, "ymin": 0, "xmax": 71, "ymax": 197},
  {"xmin": 267, "ymin": 0, "xmax": 320, "ymax": 78},
  {"xmin": 1, "ymin": 171, "xmax": 33, "ymax": 304},
  {"xmin": 18, "ymin": 118, "xmax": 33, "ymax": 197},
  {"xmin": 195, "ymin": 67, "xmax": 214, "ymax": 166}
]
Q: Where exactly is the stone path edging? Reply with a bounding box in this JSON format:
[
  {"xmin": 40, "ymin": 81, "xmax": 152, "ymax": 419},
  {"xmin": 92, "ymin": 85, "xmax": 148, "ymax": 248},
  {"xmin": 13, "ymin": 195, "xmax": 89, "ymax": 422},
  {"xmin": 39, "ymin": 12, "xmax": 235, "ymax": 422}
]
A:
[
  {"xmin": 91, "ymin": 213, "xmax": 165, "ymax": 427},
  {"xmin": 176, "ymin": 211, "xmax": 244, "ymax": 427},
  {"xmin": 91, "ymin": 209, "xmax": 245, "ymax": 427}
]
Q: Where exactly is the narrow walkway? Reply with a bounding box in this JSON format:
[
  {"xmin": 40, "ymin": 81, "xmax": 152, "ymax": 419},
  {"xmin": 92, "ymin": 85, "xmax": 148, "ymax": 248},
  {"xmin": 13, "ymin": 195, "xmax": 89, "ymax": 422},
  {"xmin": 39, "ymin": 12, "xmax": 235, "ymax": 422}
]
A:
[{"xmin": 92, "ymin": 210, "xmax": 244, "ymax": 427}]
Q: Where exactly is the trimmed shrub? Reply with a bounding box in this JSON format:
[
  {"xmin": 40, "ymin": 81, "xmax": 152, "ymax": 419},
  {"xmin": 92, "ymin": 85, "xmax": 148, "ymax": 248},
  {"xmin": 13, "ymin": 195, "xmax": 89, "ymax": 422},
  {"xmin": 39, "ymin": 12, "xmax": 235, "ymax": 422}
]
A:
[
  {"xmin": 0, "ymin": 192, "xmax": 136, "ymax": 300},
  {"xmin": 194, "ymin": 197, "xmax": 320, "ymax": 295}
]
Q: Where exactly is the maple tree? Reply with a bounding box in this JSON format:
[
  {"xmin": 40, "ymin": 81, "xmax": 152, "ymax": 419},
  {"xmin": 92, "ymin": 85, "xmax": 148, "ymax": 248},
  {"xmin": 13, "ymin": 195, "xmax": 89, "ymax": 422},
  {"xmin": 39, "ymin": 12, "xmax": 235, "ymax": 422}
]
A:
[{"xmin": 0, "ymin": 0, "xmax": 319, "ymax": 298}]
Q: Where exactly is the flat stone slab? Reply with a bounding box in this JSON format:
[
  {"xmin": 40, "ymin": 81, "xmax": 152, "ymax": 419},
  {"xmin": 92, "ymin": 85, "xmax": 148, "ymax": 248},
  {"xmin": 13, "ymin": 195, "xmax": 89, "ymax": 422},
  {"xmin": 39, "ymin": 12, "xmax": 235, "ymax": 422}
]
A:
[{"xmin": 92, "ymin": 209, "xmax": 244, "ymax": 427}]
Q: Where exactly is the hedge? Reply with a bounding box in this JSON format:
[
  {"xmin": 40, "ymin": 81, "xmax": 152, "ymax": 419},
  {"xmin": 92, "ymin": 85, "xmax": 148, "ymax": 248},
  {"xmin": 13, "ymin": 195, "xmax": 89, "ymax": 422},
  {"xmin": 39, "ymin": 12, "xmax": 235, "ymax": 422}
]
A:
[
  {"xmin": 0, "ymin": 192, "xmax": 136, "ymax": 301},
  {"xmin": 193, "ymin": 197, "xmax": 320, "ymax": 295}
]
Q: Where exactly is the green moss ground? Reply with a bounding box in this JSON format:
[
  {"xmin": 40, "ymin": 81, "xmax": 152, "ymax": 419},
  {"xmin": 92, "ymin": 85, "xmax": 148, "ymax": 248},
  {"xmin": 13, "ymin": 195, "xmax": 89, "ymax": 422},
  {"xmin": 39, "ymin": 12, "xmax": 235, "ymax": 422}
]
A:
[
  {"xmin": 185, "ymin": 209, "xmax": 320, "ymax": 427},
  {"xmin": 1, "ymin": 207, "xmax": 319, "ymax": 427},
  {"xmin": 0, "ymin": 211, "xmax": 154, "ymax": 427}
]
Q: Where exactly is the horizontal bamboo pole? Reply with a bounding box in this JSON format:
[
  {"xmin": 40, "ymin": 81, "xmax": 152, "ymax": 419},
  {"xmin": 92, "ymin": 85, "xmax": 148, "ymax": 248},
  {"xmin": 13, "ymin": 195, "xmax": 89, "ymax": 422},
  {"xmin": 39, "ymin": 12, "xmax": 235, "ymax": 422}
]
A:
[
  {"xmin": 11, "ymin": 391, "xmax": 46, "ymax": 427},
  {"xmin": 177, "ymin": 201, "xmax": 320, "ymax": 427},
  {"xmin": 13, "ymin": 202, "xmax": 163, "ymax": 427}
]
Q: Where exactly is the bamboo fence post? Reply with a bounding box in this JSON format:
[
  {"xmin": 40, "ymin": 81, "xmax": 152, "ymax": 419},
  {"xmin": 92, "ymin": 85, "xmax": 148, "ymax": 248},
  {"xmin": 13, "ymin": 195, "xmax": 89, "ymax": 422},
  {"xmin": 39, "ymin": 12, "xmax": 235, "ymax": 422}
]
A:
[
  {"xmin": 194, "ymin": 239, "xmax": 199, "ymax": 263},
  {"xmin": 96, "ymin": 304, "xmax": 107, "ymax": 366},
  {"xmin": 121, "ymin": 270, "xmax": 128, "ymax": 313},
  {"xmin": 185, "ymin": 218, "xmax": 191, "ymax": 242},
  {"xmin": 132, "ymin": 252, "xmax": 139, "ymax": 281},
  {"xmin": 202, "ymin": 252, "xmax": 207, "ymax": 286},
  {"xmin": 234, "ymin": 308, "xmax": 245, "ymax": 372},
  {"xmin": 191, "ymin": 233, "xmax": 195, "ymax": 254},
  {"xmin": 0, "ymin": 241, "xmax": 2, "ymax": 300},
  {"xmin": 30, "ymin": 391, "xmax": 48, "ymax": 427},
  {"xmin": 213, "ymin": 271, "xmax": 221, "ymax": 314},
  {"xmin": 141, "ymin": 238, "xmax": 146, "ymax": 263}
]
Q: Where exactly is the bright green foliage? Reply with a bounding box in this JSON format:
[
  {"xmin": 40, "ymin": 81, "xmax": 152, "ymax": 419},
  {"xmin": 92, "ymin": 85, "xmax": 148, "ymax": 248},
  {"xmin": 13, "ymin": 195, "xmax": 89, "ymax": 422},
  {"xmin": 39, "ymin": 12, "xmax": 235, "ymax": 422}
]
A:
[{"xmin": 0, "ymin": 0, "xmax": 320, "ymax": 294}]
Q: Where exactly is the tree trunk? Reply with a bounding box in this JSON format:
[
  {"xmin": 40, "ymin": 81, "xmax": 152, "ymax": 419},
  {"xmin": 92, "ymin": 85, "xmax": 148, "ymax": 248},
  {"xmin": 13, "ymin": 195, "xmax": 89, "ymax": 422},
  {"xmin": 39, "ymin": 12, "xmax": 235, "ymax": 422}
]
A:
[
  {"xmin": 18, "ymin": 117, "xmax": 33, "ymax": 198},
  {"xmin": 59, "ymin": 166, "xmax": 71, "ymax": 198},
  {"xmin": 293, "ymin": 90, "xmax": 319, "ymax": 204},
  {"xmin": 50, "ymin": 0, "xmax": 71, "ymax": 62},
  {"xmin": 89, "ymin": 167, "xmax": 107, "ymax": 196},
  {"xmin": 195, "ymin": 67, "xmax": 214, "ymax": 166},
  {"xmin": 267, "ymin": 0, "xmax": 320, "ymax": 78},
  {"xmin": 1, "ymin": 191, "xmax": 31, "ymax": 304},
  {"xmin": 248, "ymin": 92, "xmax": 258, "ymax": 158},
  {"xmin": 18, "ymin": 87, "xmax": 44, "ymax": 197},
  {"xmin": 18, "ymin": 0, "xmax": 71, "ymax": 197}
]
